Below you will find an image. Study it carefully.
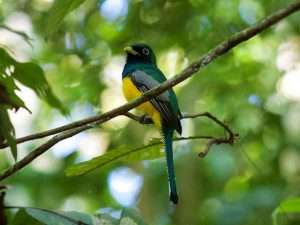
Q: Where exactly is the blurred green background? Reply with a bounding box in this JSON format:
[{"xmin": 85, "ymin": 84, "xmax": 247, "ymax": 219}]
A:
[{"xmin": 1, "ymin": 0, "xmax": 300, "ymax": 224}]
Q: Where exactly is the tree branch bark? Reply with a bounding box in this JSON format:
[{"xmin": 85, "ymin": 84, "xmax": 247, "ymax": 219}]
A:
[{"xmin": 0, "ymin": 1, "xmax": 299, "ymax": 181}]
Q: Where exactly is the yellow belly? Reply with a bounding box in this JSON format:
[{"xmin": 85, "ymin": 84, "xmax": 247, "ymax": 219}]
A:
[{"xmin": 122, "ymin": 77, "xmax": 162, "ymax": 129}]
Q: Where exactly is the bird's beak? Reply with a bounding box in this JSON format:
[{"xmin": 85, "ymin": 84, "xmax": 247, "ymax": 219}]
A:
[{"xmin": 124, "ymin": 46, "xmax": 140, "ymax": 56}]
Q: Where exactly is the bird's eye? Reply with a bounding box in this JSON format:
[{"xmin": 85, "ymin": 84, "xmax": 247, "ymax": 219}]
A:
[{"xmin": 142, "ymin": 48, "xmax": 150, "ymax": 55}]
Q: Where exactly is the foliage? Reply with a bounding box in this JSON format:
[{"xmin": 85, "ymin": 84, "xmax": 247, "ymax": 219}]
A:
[
  {"xmin": 0, "ymin": 47, "xmax": 66, "ymax": 159},
  {"xmin": 65, "ymin": 138, "xmax": 164, "ymax": 176},
  {"xmin": 0, "ymin": 107, "xmax": 17, "ymax": 160},
  {"xmin": 0, "ymin": 0, "xmax": 300, "ymax": 225},
  {"xmin": 272, "ymin": 198, "xmax": 300, "ymax": 225},
  {"xmin": 44, "ymin": 0, "xmax": 85, "ymax": 39},
  {"xmin": 11, "ymin": 207, "xmax": 146, "ymax": 225}
]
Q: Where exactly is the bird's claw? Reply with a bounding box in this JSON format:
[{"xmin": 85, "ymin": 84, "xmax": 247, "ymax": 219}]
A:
[{"xmin": 139, "ymin": 114, "xmax": 153, "ymax": 124}]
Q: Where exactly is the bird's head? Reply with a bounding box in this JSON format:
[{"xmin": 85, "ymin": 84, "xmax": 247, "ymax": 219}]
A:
[{"xmin": 124, "ymin": 43, "xmax": 157, "ymax": 65}]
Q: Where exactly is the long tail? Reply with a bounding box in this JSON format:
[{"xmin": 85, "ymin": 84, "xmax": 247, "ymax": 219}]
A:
[{"xmin": 162, "ymin": 125, "xmax": 178, "ymax": 204}]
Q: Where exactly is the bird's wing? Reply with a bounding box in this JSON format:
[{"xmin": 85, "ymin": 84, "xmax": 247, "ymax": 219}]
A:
[{"xmin": 131, "ymin": 69, "xmax": 181, "ymax": 133}]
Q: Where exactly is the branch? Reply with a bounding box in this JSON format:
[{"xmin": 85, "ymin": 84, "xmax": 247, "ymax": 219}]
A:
[
  {"xmin": 125, "ymin": 111, "xmax": 240, "ymax": 156},
  {"xmin": 0, "ymin": 122, "xmax": 100, "ymax": 181},
  {"xmin": 0, "ymin": 112, "xmax": 153, "ymax": 149},
  {"xmin": 181, "ymin": 112, "xmax": 240, "ymax": 157},
  {"xmin": 1, "ymin": 1, "xmax": 299, "ymax": 149},
  {"xmin": 0, "ymin": 114, "xmax": 107, "ymax": 149},
  {"xmin": 0, "ymin": 111, "xmax": 237, "ymax": 181},
  {"xmin": 0, "ymin": 2, "xmax": 299, "ymax": 181},
  {"xmin": 0, "ymin": 112, "xmax": 235, "ymax": 148}
]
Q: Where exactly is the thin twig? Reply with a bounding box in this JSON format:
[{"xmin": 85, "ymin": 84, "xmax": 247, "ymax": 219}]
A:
[
  {"xmin": 126, "ymin": 111, "xmax": 240, "ymax": 156},
  {"xmin": 182, "ymin": 112, "xmax": 240, "ymax": 157},
  {"xmin": 0, "ymin": 2, "xmax": 299, "ymax": 181}
]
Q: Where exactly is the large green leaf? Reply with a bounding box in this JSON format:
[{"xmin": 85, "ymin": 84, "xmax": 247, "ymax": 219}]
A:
[
  {"xmin": 272, "ymin": 198, "xmax": 300, "ymax": 225},
  {"xmin": 44, "ymin": 0, "xmax": 85, "ymax": 39},
  {"xmin": 12, "ymin": 207, "xmax": 147, "ymax": 225},
  {"xmin": 0, "ymin": 106, "xmax": 17, "ymax": 160},
  {"xmin": 0, "ymin": 47, "xmax": 67, "ymax": 114},
  {"xmin": 0, "ymin": 49, "xmax": 30, "ymax": 112},
  {"xmin": 0, "ymin": 76, "xmax": 30, "ymax": 112},
  {"xmin": 13, "ymin": 62, "xmax": 68, "ymax": 115},
  {"xmin": 93, "ymin": 214, "xmax": 119, "ymax": 225},
  {"xmin": 65, "ymin": 138, "xmax": 164, "ymax": 176},
  {"xmin": 120, "ymin": 209, "xmax": 148, "ymax": 225},
  {"xmin": 26, "ymin": 208, "xmax": 93, "ymax": 225},
  {"xmin": 11, "ymin": 209, "xmax": 42, "ymax": 225}
]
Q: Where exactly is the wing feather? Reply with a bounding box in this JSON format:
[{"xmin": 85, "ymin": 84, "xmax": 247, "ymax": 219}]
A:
[{"xmin": 131, "ymin": 70, "xmax": 181, "ymax": 133}]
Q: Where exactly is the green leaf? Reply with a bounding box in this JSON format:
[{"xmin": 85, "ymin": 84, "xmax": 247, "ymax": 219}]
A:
[
  {"xmin": 13, "ymin": 62, "xmax": 68, "ymax": 115},
  {"xmin": 0, "ymin": 77, "xmax": 30, "ymax": 112},
  {"xmin": 44, "ymin": 0, "xmax": 85, "ymax": 39},
  {"xmin": 272, "ymin": 198, "xmax": 300, "ymax": 225},
  {"xmin": 0, "ymin": 48, "xmax": 30, "ymax": 112},
  {"xmin": 0, "ymin": 47, "xmax": 67, "ymax": 114},
  {"xmin": 93, "ymin": 213, "xmax": 119, "ymax": 225},
  {"xmin": 65, "ymin": 138, "xmax": 164, "ymax": 176},
  {"xmin": 12, "ymin": 208, "xmax": 149, "ymax": 225},
  {"xmin": 11, "ymin": 209, "xmax": 43, "ymax": 225},
  {"xmin": 0, "ymin": 106, "xmax": 17, "ymax": 160},
  {"xmin": 120, "ymin": 209, "xmax": 148, "ymax": 225},
  {"xmin": 25, "ymin": 208, "xmax": 93, "ymax": 225}
]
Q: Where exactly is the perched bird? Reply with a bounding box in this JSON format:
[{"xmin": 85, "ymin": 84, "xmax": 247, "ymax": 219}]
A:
[{"xmin": 122, "ymin": 43, "xmax": 182, "ymax": 204}]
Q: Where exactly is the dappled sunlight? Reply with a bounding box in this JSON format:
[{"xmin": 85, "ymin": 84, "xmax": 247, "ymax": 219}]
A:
[
  {"xmin": 280, "ymin": 148, "xmax": 300, "ymax": 182},
  {"xmin": 278, "ymin": 67, "xmax": 300, "ymax": 101},
  {"xmin": 0, "ymin": 11, "xmax": 33, "ymax": 61},
  {"xmin": 277, "ymin": 38, "xmax": 300, "ymax": 101},
  {"xmin": 51, "ymin": 104, "xmax": 98, "ymax": 158},
  {"xmin": 233, "ymin": 36, "xmax": 273, "ymax": 63},
  {"xmin": 52, "ymin": 130, "xmax": 110, "ymax": 162},
  {"xmin": 4, "ymin": 184, "xmax": 34, "ymax": 207},
  {"xmin": 101, "ymin": 56, "xmax": 132, "ymax": 129},
  {"xmin": 102, "ymin": 56, "xmax": 123, "ymax": 88},
  {"xmin": 51, "ymin": 134, "xmax": 83, "ymax": 158},
  {"xmin": 247, "ymin": 94, "xmax": 261, "ymax": 106},
  {"xmin": 5, "ymin": 85, "xmax": 39, "ymax": 162},
  {"xmin": 282, "ymin": 104, "xmax": 300, "ymax": 141},
  {"xmin": 100, "ymin": 88, "xmax": 130, "ymax": 130},
  {"xmin": 264, "ymin": 93, "xmax": 288, "ymax": 115},
  {"xmin": 77, "ymin": 132, "xmax": 109, "ymax": 162},
  {"xmin": 158, "ymin": 49, "xmax": 188, "ymax": 79},
  {"xmin": 238, "ymin": 0, "xmax": 264, "ymax": 24},
  {"xmin": 108, "ymin": 167, "xmax": 143, "ymax": 206},
  {"xmin": 8, "ymin": 85, "xmax": 39, "ymax": 137},
  {"xmin": 158, "ymin": 49, "xmax": 190, "ymax": 92},
  {"xmin": 31, "ymin": 151, "xmax": 63, "ymax": 173},
  {"xmin": 62, "ymin": 195, "xmax": 89, "ymax": 212},
  {"xmin": 99, "ymin": 0, "xmax": 129, "ymax": 22}
]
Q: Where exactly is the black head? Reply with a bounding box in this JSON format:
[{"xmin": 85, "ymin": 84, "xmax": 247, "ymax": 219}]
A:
[{"xmin": 124, "ymin": 43, "xmax": 157, "ymax": 65}]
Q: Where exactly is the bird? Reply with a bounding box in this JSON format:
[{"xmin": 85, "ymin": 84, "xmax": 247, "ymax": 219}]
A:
[{"xmin": 122, "ymin": 43, "xmax": 182, "ymax": 204}]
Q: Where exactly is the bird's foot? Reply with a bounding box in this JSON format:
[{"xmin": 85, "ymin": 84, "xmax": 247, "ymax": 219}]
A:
[{"xmin": 139, "ymin": 114, "xmax": 153, "ymax": 125}]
